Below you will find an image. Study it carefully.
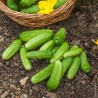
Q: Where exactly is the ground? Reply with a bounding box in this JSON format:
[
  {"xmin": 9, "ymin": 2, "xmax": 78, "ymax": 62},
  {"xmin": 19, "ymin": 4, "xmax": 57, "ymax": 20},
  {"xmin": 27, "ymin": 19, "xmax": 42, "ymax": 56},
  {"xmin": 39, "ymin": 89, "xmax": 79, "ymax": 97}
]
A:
[{"xmin": 0, "ymin": 1, "xmax": 98, "ymax": 98}]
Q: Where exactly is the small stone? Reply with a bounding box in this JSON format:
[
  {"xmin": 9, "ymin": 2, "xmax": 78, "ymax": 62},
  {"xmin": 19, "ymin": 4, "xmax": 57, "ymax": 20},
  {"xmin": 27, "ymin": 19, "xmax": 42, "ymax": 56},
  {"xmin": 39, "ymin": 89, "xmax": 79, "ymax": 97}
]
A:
[
  {"xmin": 81, "ymin": 80, "xmax": 86, "ymax": 85},
  {"xmin": 0, "ymin": 62, "xmax": 3, "ymax": 67},
  {"xmin": 1, "ymin": 91, "xmax": 9, "ymax": 98},
  {"xmin": 15, "ymin": 91, "xmax": 21, "ymax": 96},
  {"xmin": 20, "ymin": 77, "xmax": 28, "ymax": 86},
  {"xmin": 70, "ymin": 91, "xmax": 75, "ymax": 95},
  {"xmin": 10, "ymin": 84, "xmax": 18, "ymax": 91},
  {"xmin": 75, "ymin": 12, "xmax": 80, "ymax": 16},
  {"xmin": 20, "ymin": 94, "xmax": 28, "ymax": 98},
  {"xmin": 32, "ymin": 86, "xmax": 39, "ymax": 91},
  {"xmin": 0, "ymin": 35, "xmax": 4, "ymax": 42},
  {"xmin": 0, "ymin": 89, "xmax": 4, "ymax": 94}
]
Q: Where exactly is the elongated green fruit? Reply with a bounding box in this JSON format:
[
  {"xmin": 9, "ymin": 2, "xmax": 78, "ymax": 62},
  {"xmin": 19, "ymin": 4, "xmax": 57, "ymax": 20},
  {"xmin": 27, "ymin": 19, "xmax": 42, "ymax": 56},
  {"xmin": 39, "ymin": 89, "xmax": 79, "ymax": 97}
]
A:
[
  {"xmin": 52, "ymin": 46, "xmax": 59, "ymax": 54},
  {"xmin": 53, "ymin": 28, "xmax": 66, "ymax": 45},
  {"xmin": 13, "ymin": 0, "xmax": 20, "ymax": 2},
  {"xmin": 64, "ymin": 48, "xmax": 83, "ymax": 58},
  {"xmin": 27, "ymin": 50, "xmax": 53, "ymax": 59},
  {"xmin": 20, "ymin": 0, "xmax": 37, "ymax": 7},
  {"xmin": 31, "ymin": 63, "xmax": 54, "ymax": 84},
  {"xmin": 25, "ymin": 32, "xmax": 53, "ymax": 50},
  {"xmin": 80, "ymin": 52, "xmax": 91, "ymax": 73},
  {"xmin": 61, "ymin": 57, "xmax": 73, "ymax": 78},
  {"xmin": 39, "ymin": 40, "xmax": 54, "ymax": 51},
  {"xmin": 70, "ymin": 45, "xmax": 78, "ymax": 50},
  {"xmin": 54, "ymin": 0, "xmax": 68, "ymax": 9},
  {"xmin": 2, "ymin": 39, "xmax": 22, "ymax": 60},
  {"xmin": 47, "ymin": 60, "xmax": 62, "ymax": 91},
  {"xmin": 7, "ymin": 0, "xmax": 19, "ymax": 11},
  {"xmin": 19, "ymin": 29, "xmax": 53, "ymax": 42},
  {"xmin": 20, "ymin": 5, "xmax": 40, "ymax": 14},
  {"xmin": 20, "ymin": 47, "xmax": 32, "ymax": 70},
  {"xmin": 50, "ymin": 42, "xmax": 69, "ymax": 63},
  {"xmin": 67, "ymin": 57, "xmax": 81, "ymax": 79}
]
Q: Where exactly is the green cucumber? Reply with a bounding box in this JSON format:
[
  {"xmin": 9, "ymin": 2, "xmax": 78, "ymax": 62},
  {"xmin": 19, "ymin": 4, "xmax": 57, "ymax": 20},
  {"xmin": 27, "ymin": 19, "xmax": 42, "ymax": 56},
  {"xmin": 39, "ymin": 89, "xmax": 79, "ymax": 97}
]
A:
[
  {"xmin": 70, "ymin": 45, "xmax": 79, "ymax": 50},
  {"xmin": 53, "ymin": 28, "xmax": 67, "ymax": 45},
  {"xmin": 39, "ymin": 40, "xmax": 54, "ymax": 51},
  {"xmin": 20, "ymin": 47, "xmax": 32, "ymax": 70},
  {"xmin": 64, "ymin": 48, "xmax": 83, "ymax": 58},
  {"xmin": 7, "ymin": 0, "xmax": 19, "ymax": 11},
  {"xmin": 61, "ymin": 57, "xmax": 73, "ymax": 78},
  {"xmin": 2, "ymin": 39, "xmax": 22, "ymax": 60},
  {"xmin": 20, "ymin": 0, "xmax": 37, "ymax": 7},
  {"xmin": 47, "ymin": 60, "xmax": 62, "ymax": 91},
  {"xmin": 80, "ymin": 52, "xmax": 91, "ymax": 73},
  {"xmin": 20, "ymin": 5, "xmax": 40, "ymax": 14},
  {"xmin": 67, "ymin": 57, "xmax": 81, "ymax": 79},
  {"xmin": 54, "ymin": 0, "xmax": 68, "ymax": 9},
  {"xmin": 27, "ymin": 50, "xmax": 53, "ymax": 59},
  {"xmin": 13, "ymin": 0, "xmax": 20, "ymax": 2},
  {"xmin": 52, "ymin": 46, "xmax": 59, "ymax": 54},
  {"xmin": 19, "ymin": 29, "xmax": 53, "ymax": 42},
  {"xmin": 31, "ymin": 63, "xmax": 54, "ymax": 84},
  {"xmin": 50, "ymin": 42, "xmax": 69, "ymax": 63},
  {"xmin": 25, "ymin": 32, "xmax": 53, "ymax": 50}
]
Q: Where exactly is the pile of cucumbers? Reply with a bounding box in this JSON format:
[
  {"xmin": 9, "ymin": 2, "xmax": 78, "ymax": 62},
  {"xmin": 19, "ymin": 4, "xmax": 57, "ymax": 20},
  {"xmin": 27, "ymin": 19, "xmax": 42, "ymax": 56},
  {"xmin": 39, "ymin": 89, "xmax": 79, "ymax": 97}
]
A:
[
  {"xmin": 6, "ymin": 0, "xmax": 68, "ymax": 14},
  {"xmin": 2, "ymin": 28, "xmax": 91, "ymax": 91}
]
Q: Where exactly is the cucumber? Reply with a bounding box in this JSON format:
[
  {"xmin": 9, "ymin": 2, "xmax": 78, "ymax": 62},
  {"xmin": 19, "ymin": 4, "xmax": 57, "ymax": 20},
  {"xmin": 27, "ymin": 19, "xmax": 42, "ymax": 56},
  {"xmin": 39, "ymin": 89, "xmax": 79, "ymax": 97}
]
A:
[
  {"xmin": 2, "ymin": 39, "xmax": 22, "ymax": 60},
  {"xmin": 53, "ymin": 28, "xmax": 66, "ymax": 45},
  {"xmin": 70, "ymin": 45, "xmax": 79, "ymax": 50},
  {"xmin": 47, "ymin": 60, "xmax": 62, "ymax": 91},
  {"xmin": 20, "ymin": 47, "xmax": 32, "ymax": 70},
  {"xmin": 80, "ymin": 52, "xmax": 91, "ymax": 73},
  {"xmin": 7, "ymin": 0, "xmax": 19, "ymax": 11},
  {"xmin": 54, "ymin": 0, "xmax": 68, "ymax": 9},
  {"xmin": 12, "ymin": 0, "xmax": 20, "ymax": 2},
  {"xmin": 25, "ymin": 32, "xmax": 53, "ymax": 50},
  {"xmin": 50, "ymin": 42, "xmax": 69, "ymax": 63},
  {"xmin": 61, "ymin": 57, "xmax": 73, "ymax": 78},
  {"xmin": 27, "ymin": 50, "xmax": 53, "ymax": 59},
  {"xmin": 20, "ymin": 0, "xmax": 37, "ymax": 7},
  {"xmin": 39, "ymin": 40, "xmax": 54, "ymax": 51},
  {"xmin": 20, "ymin": 5, "xmax": 40, "ymax": 14},
  {"xmin": 31, "ymin": 63, "xmax": 54, "ymax": 84},
  {"xmin": 64, "ymin": 48, "xmax": 83, "ymax": 58},
  {"xmin": 67, "ymin": 57, "xmax": 81, "ymax": 79},
  {"xmin": 52, "ymin": 46, "xmax": 59, "ymax": 54},
  {"xmin": 19, "ymin": 29, "xmax": 53, "ymax": 42}
]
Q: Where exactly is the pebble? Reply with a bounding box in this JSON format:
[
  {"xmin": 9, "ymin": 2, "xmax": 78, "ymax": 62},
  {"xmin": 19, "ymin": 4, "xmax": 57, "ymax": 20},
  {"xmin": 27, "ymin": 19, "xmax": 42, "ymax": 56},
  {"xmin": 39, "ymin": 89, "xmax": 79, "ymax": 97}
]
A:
[
  {"xmin": 0, "ymin": 35, "xmax": 4, "ymax": 42},
  {"xmin": 32, "ymin": 86, "xmax": 39, "ymax": 91},
  {"xmin": 10, "ymin": 84, "xmax": 18, "ymax": 91},
  {"xmin": 1, "ymin": 91, "xmax": 9, "ymax": 98},
  {"xmin": 20, "ymin": 94, "xmax": 28, "ymax": 98},
  {"xmin": 0, "ymin": 89, "xmax": 4, "ymax": 94},
  {"xmin": 81, "ymin": 80, "xmax": 86, "ymax": 85},
  {"xmin": 0, "ymin": 62, "xmax": 3, "ymax": 67}
]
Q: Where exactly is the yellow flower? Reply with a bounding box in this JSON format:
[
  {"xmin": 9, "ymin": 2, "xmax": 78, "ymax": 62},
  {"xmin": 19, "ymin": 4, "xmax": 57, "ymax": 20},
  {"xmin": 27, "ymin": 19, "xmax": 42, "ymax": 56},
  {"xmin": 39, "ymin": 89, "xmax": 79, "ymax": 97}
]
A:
[
  {"xmin": 38, "ymin": 0, "xmax": 57, "ymax": 14},
  {"xmin": 95, "ymin": 40, "xmax": 98, "ymax": 46}
]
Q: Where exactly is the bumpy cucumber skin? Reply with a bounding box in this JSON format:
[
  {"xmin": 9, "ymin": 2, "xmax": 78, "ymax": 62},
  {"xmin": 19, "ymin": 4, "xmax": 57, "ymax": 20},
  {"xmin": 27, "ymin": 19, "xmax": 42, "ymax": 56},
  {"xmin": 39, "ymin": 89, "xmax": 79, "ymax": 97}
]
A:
[
  {"xmin": 2, "ymin": 39, "xmax": 22, "ymax": 60},
  {"xmin": 80, "ymin": 52, "xmax": 91, "ymax": 73},
  {"xmin": 70, "ymin": 45, "xmax": 78, "ymax": 50},
  {"xmin": 47, "ymin": 60, "xmax": 62, "ymax": 91},
  {"xmin": 64, "ymin": 48, "xmax": 83, "ymax": 58},
  {"xmin": 20, "ymin": 47, "xmax": 32, "ymax": 70},
  {"xmin": 50, "ymin": 42, "xmax": 69, "ymax": 63},
  {"xmin": 61, "ymin": 57, "xmax": 73, "ymax": 78},
  {"xmin": 27, "ymin": 50, "xmax": 53, "ymax": 59},
  {"xmin": 52, "ymin": 46, "xmax": 59, "ymax": 54},
  {"xmin": 31, "ymin": 63, "xmax": 54, "ymax": 84},
  {"xmin": 7, "ymin": 0, "xmax": 19, "ymax": 11},
  {"xmin": 21, "ymin": 5, "xmax": 40, "ymax": 14},
  {"xmin": 20, "ymin": 0, "xmax": 37, "ymax": 7},
  {"xmin": 54, "ymin": 0, "xmax": 68, "ymax": 9},
  {"xmin": 39, "ymin": 40, "xmax": 54, "ymax": 51},
  {"xmin": 25, "ymin": 32, "xmax": 53, "ymax": 50},
  {"xmin": 53, "ymin": 28, "xmax": 66, "ymax": 46},
  {"xmin": 19, "ymin": 29, "xmax": 53, "ymax": 42},
  {"xmin": 67, "ymin": 57, "xmax": 81, "ymax": 79}
]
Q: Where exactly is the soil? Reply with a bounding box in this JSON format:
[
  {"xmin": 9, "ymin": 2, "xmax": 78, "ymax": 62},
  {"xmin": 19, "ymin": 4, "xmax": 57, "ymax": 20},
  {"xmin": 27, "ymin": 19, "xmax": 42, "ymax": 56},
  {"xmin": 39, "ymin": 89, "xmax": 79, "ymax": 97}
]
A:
[{"xmin": 0, "ymin": 1, "xmax": 98, "ymax": 98}]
